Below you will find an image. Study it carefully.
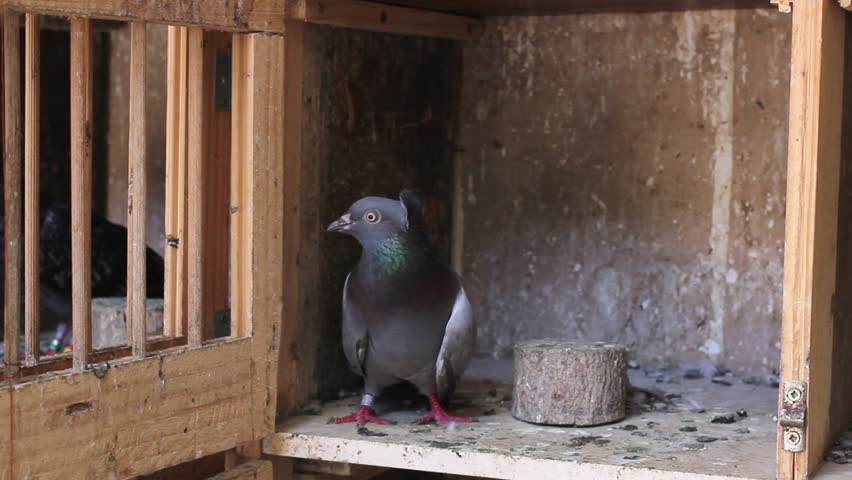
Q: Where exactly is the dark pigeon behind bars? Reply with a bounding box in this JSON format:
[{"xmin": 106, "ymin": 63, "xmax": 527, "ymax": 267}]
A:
[{"xmin": 327, "ymin": 191, "xmax": 476, "ymax": 427}]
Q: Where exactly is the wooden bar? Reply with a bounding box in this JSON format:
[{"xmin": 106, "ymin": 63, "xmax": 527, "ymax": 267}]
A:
[
  {"xmin": 778, "ymin": 0, "xmax": 846, "ymax": 478},
  {"xmin": 128, "ymin": 21, "xmax": 148, "ymax": 358},
  {"xmin": 164, "ymin": 26, "xmax": 188, "ymax": 338},
  {"xmin": 24, "ymin": 13, "xmax": 40, "ymax": 366},
  {"xmin": 4, "ymin": 10, "xmax": 23, "ymax": 378},
  {"xmin": 296, "ymin": 0, "xmax": 483, "ymax": 40},
  {"xmin": 230, "ymin": 34, "xmax": 250, "ymax": 339},
  {"xmin": 3, "ymin": 0, "xmax": 287, "ymax": 33},
  {"xmin": 186, "ymin": 27, "xmax": 205, "ymax": 348},
  {"xmin": 70, "ymin": 17, "xmax": 93, "ymax": 371}
]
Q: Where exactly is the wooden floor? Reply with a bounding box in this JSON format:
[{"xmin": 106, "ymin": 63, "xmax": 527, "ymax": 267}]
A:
[{"xmin": 265, "ymin": 358, "xmax": 811, "ymax": 480}]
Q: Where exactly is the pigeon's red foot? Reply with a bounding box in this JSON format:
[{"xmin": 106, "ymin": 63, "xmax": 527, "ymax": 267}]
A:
[
  {"xmin": 414, "ymin": 392, "xmax": 476, "ymax": 425},
  {"xmin": 331, "ymin": 405, "xmax": 396, "ymax": 426}
]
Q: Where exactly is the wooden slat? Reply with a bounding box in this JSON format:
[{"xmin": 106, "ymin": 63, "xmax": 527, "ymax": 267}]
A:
[
  {"xmin": 186, "ymin": 27, "xmax": 205, "ymax": 348},
  {"xmin": 374, "ymin": 0, "xmax": 769, "ymax": 15},
  {"xmin": 164, "ymin": 26, "xmax": 189, "ymax": 338},
  {"xmin": 4, "ymin": 11, "xmax": 23, "ymax": 379},
  {"xmin": 3, "ymin": 0, "xmax": 287, "ymax": 32},
  {"xmin": 128, "ymin": 21, "xmax": 148, "ymax": 358},
  {"xmin": 0, "ymin": 338, "xmax": 259, "ymax": 478},
  {"xmin": 23, "ymin": 13, "xmax": 40, "ymax": 366},
  {"xmin": 293, "ymin": 0, "xmax": 482, "ymax": 40},
  {"xmin": 778, "ymin": 0, "xmax": 846, "ymax": 479},
  {"xmin": 208, "ymin": 459, "xmax": 273, "ymax": 480},
  {"xmin": 70, "ymin": 17, "xmax": 93, "ymax": 371},
  {"xmin": 230, "ymin": 34, "xmax": 251, "ymax": 339}
]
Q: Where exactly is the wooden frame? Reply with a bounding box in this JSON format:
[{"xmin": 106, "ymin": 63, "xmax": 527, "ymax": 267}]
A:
[{"xmin": 1, "ymin": 9, "xmax": 285, "ymax": 477}]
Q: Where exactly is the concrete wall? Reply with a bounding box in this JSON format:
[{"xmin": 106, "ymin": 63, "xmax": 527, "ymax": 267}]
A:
[{"xmin": 455, "ymin": 10, "xmax": 791, "ymax": 375}]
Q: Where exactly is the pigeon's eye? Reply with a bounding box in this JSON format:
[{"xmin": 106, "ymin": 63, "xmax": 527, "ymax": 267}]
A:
[{"xmin": 364, "ymin": 210, "xmax": 381, "ymax": 223}]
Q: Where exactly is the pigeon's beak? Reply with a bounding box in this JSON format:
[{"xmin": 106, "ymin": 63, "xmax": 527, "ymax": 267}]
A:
[{"xmin": 327, "ymin": 213, "xmax": 354, "ymax": 233}]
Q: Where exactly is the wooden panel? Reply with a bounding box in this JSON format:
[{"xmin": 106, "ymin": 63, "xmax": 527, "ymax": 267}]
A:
[
  {"xmin": 0, "ymin": 339, "xmax": 259, "ymax": 478},
  {"xmin": 779, "ymin": 1, "xmax": 846, "ymax": 479},
  {"xmin": 202, "ymin": 31, "xmax": 232, "ymax": 340},
  {"xmin": 3, "ymin": 0, "xmax": 287, "ymax": 32},
  {"xmin": 70, "ymin": 17, "xmax": 94, "ymax": 372},
  {"xmin": 164, "ymin": 26, "xmax": 189, "ymax": 338},
  {"xmin": 3, "ymin": 11, "xmax": 22, "ymax": 379},
  {"xmin": 377, "ymin": 0, "xmax": 768, "ymax": 15},
  {"xmin": 209, "ymin": 459, "xmax": 273, "ymax": 480},
  {"xmin": 24, "ymin": 13, "xmax": 40, "ymax": 366},
  {"xmin": 128, "ymin": 21, "xmax": 148, "ymax": 358},
  {"xmin": 231, "ymin": 33, "xmax": 252, "ymax": 340},
  {"xmin": 187, "ymin": 27, "xmax": 205, "ymax": 348},
  {"xmin": 293, "ymin": 0, "xmax": 482, "ymax": 40}
]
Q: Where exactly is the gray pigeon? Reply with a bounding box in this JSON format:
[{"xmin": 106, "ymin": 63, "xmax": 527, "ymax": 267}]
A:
[{"xmin": 327, "ymin": 191, "xmax": 476, "ymax": 426}]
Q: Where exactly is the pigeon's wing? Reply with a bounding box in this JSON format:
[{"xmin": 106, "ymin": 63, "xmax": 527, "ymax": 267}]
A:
[
  {"xmin": 435, "ymin": 282, "xmax": 475, "ymax": 403},
  {"xmin": 341, "ymin": 273, "xmax": 369, "ymax": 377}
]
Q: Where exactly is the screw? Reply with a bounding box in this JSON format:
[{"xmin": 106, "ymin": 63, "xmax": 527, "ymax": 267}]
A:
[
  {"xmin": 786, "ymin": 430, "xmax": 801, "ymax": 445},
  {"xmin": 786, "ymin": 387, "xmax": 802, "ymax": 403}
]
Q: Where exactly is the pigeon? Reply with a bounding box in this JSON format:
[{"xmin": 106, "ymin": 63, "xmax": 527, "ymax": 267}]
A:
[{"xmin": 327, "ymin": 191, "xmax": 476, "ymax": 427}]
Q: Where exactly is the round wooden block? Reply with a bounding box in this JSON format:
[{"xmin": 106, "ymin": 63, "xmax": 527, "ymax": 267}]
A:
[{"xmin": 512, "ymin": 340, "xmax": 628, "ymax": 426}]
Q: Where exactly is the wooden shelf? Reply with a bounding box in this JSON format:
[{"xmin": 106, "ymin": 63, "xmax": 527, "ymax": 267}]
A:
[
  {"xmin": 266, "ymin": 359, "xmax": 786, "ymax": 479},
  {"xmin": 375, "ymin": 0, "xmax": 771, "ymax": 16}
]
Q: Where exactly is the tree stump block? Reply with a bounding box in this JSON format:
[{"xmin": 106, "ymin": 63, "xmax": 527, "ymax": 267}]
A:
[{"xmin": 512, "ymin": 340, "xmax": 627, "ymax": 426}]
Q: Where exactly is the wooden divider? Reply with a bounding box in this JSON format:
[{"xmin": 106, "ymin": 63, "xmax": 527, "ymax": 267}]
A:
[
  {"xmin": 24, "ymin": 13, "xmax": 40, "ymax": 366},
  {"xmin": 186, "ymin": 27, "xmax": 205, "ymax": 348}
]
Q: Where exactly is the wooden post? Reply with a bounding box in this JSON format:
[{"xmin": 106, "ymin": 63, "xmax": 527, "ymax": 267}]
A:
[
  {"xmin": 70, "ymin": 17, "xmax": 94, "ymax": 371},
  {"xmin": 24, "ymin": 13, "xmax": 40, "ymax": 366},
  {"xmin": 4, "ymin": 11, "xmax": 23, "ymax": 378},
  {"xmin": 128, "ymin": 21, "xmax": 148, "ymax": 358},
  {"xmin": 779, "ymin": 1, "xmax": 846, "ymax": 478},
  {"xmin": 165, "ymin": 26, "xmax": 188, "ymax": 338},
  {"xmin": 186, "ymin": 27, "xmax": 205, "ymax": 348}
]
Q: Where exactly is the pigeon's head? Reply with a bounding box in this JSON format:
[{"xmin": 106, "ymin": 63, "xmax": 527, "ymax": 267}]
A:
[{"xmin": 327, "ymin": 190, "xmax": 424, "ymax": 246}]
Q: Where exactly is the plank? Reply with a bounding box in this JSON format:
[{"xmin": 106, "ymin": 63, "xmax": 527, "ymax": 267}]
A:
[
  {"xmin": 292, "ymin": 0, "xmax": 482, "ymax": 40},
  {"xmin": 0, "ymin": 338, "xmax": 259, "ymax": 478},
  {"xmin": 3, "ymin": 11, "xmax": 22, "ymax": 379},
  {"xmin": 128, "ymin": 21, "xmax": 148, "ymax": 358},
  {"xmin": 23, "ymin": 13, "xmax": 40, "ymax": 366},
  {"xmin": 779, "ymin": 0, "xmax": 846, "ymax": 479},
  {"xmin": 3, "ymin": 0, "xmax": 287, "ymax": 32},
  {"xmin": 70, "ymin": 17, "xmax": 94, "ymax": 372},
  {"xmin": 201, "ymin": 30, "xmax": 232, "ymax": 340},
  {"xmin": 186, "ymin": 27, "xmax": 205, "ymax": 348},
  {"xmin": 164, "ymin": 26, "xmax": 189, "ymax": 338},
  {"xmin": 208, "ymin": 459, "xmax": 273, "ymax": 480}
]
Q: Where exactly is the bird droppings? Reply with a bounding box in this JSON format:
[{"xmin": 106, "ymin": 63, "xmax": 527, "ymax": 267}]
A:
[
  {"xmin": 482, "ymin": 408, "xmax": 497, "ymax": 416},
  {"xmin": 357, "ymin": 426, "xmax": 388, "ymax": 437},
  {"xmin": 685, "ymin": 443, "xmax": 706, "ymax": 450},
  {"xmin": 428, "ymin": 441, "xmax": 465, "ymax": 449},
  {"xmin": 711, "ymin": 377, "xmax": 732, "ymax": 386},
  {"xmin": 736, "ymin": 409, "xmax": 748, "ymax": 418},
  {"xmin": 711, "ymin": 414, "xmax": 736, "ymax": 424},
  {"xmin": 624, "ymin": 455, "xmax": 641, "ymax": 460},
  {"xmin": 735, "ymin": 428, "xmax": 751, "ymax": 434},
  {"xmin": 566, "ymin": 436, "xmax": 610, "ymax": 448},
  {"xmin": 618, "ymin": 424, "xmax": 639, "ymax": 431},
  {"xmin": 679, "ymin": 426, "xmax": 698, "ymax": 432},
  {"xmin": 696, "ymin": 436, "xmax": 719, "ymax": 443}
]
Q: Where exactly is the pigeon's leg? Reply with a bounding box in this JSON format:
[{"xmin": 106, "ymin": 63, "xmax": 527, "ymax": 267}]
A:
[
  {"xmin": 415, "ymin": 392, "xmax": 476, "ymax": 425},
  {"xmin": 331, "ymin": 394, "xmax": 396, "ymax": 426}
]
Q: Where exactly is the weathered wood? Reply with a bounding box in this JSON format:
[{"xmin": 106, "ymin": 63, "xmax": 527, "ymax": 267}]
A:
[
  {"xmin": 23, "ymin": 13, "xmax": 40, "ymax": 366},
  {"xmin": 186, "ymin": 26, "xmax": 205, "ymax": 348},
  {"xmin": 779, "ymin": 1, "xmax": 846, "ymax": 479},
  {"xmin": 164, "ymin": 25, "xmax": 188, "ymax": 338},
  {"xmin": 3, "ymin": 0, "xmax": 288, "ymax": 32},
  {"xmin": 294, "ymin": 459, "xmax": 387, "ymax": 479},
  {"xmin": 70, "ymin": 17, "xmax": 94, "ymax": 371},
  {"xmin": 512, "ymin": 340, "xmax": 627, "ymax": 426},
  {"xmin": 128, "ymin": 21, "xmax": 148, "ymax": 358},
  {"xmin": 0, "ymin": 339, "xmax": 258, "ymax": 478},
  {"xmin": 3, "ymin": 10, "xmax": 22, "ymax": 379},
  {"xmin": 384, "ymin": 0, "xmax": 769, "ymax": 15},
  {"xmin": 293, "ymin": 0, "xmax": 482, "ymax": 40},
  {"xmin": 208, "ymin": 459, "xmax": 273, "ymax": 480}
]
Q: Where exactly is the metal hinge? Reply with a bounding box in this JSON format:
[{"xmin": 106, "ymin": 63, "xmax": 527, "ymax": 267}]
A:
[{"xmin": 780, "ymin": 380, "xmax": 807, "ymax": 452}]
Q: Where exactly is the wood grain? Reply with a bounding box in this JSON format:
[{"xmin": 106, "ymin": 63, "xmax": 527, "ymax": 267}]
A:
[
  {"xmin": 3, "ymin": 0, "xmax": 287, "ymax": 32},
  {"xmin": 128, "ymin": 21, "xmax": 148, "ymax": 358},
  {"xmin": 23, "ymin": 13, "xmax": 40, "ymax": 367},
  {"xmin": 164, "ymin": 26, "xmax": 189, "ymax": 338},
  {"xmin": 779, "ymin": 0, "xmax": 846, "ymax": 478},
  {"xmin": 3, "ymin": 11, "xmax": 22, "ymax": 379},
  {"xmin": 373, "ymin": 0, "xmax": 768, "ymax": 15},
  {"xmin": 70, "ymin": 17, "xmax": 94, "ymax": 372},
  {"xmin": 186, "ymin": 27, "xmax": 205, "ymax": 348},
  {"xmin": 294, "ymin": 0, "xmax": 482, "ymax": 40}
]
